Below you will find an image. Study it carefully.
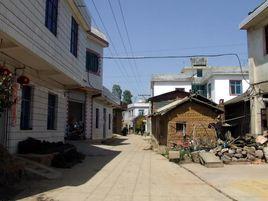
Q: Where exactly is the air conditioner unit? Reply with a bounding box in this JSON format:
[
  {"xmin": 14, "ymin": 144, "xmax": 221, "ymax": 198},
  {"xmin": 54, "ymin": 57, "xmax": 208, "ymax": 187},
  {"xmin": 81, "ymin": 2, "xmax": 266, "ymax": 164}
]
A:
[{"xmin": 190, "ymin": 57, "xmax": 208, "ymax": 67}]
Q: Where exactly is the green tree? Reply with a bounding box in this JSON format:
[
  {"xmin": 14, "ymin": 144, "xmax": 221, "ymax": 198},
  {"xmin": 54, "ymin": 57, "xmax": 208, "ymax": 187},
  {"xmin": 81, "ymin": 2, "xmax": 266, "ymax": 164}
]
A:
[
  {"xmin": 112, "ymin": 84, "xmax": 122, "ymax": 101},
  {"xmin": 122, "ymin": 90, "xmax": 133, "ymax": 104}
]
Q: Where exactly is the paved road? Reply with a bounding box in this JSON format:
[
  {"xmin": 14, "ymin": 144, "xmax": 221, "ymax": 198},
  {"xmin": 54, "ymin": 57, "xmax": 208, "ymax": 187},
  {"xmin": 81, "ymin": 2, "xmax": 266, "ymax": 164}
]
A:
[{"xmin": 18, "ymin": 135, "xmax": 231, "ymax": 201}]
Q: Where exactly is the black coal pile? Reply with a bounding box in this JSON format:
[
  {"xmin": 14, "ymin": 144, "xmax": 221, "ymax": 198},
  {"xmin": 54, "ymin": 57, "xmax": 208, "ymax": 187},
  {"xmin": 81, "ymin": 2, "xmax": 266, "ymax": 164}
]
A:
[
  {"xmin": 211, "ymin": 134, "xmax": 267, "ymax": 163},
  {"xmin": 18, "ymin": 138, "xmax": 85, "ymax": 168}
]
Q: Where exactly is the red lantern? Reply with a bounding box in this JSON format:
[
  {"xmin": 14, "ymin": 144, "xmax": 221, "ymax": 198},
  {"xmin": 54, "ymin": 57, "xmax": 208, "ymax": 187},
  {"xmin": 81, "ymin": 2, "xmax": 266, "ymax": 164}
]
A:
[
  {"xmin": 0, "ymin": 68, "xmax": 12, "ymax": 76},
  {"xmin": 17, "ymin": 75, "xmax": 30, "ymax": 85}
]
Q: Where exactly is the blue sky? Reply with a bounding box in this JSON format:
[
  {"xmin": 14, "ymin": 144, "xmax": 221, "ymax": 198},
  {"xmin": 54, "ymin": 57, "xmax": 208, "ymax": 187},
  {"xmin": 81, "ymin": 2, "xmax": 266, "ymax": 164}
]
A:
[{"xmin": 86, "ymin": 0, "xmax": 263, "ymax": 101}]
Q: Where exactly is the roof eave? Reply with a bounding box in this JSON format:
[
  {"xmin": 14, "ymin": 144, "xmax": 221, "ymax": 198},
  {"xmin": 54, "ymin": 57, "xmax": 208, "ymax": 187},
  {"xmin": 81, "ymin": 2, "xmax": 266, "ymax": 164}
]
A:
[
  {"xmin": 240, "ymin": 1, "xmax": 268, "ymax": 30},
  {"xmin": 87, "ymin": 31, "xmax": 109, "ymax": 47}
]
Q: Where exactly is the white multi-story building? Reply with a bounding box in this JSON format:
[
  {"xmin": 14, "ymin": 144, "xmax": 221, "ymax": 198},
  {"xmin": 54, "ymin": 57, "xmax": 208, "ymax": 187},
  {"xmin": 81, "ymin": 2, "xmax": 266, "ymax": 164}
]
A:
[
  {"xmin": 92, "ymin": 87, "xmax": 120, "ymax": 140},
  {"xmin": 151, "ymin": 59, "xmax": 249, "ymax": 104},
  {"xmin": 240, "ymin": 1, "xmax": 268, "ymax": 135},
  {"xmin": 123, "ymin": 100, "xmax": 149, "ymax": 132},
  {"xmin": 0, "ymin": 0, "xmax": 116, "ymax": 153}
]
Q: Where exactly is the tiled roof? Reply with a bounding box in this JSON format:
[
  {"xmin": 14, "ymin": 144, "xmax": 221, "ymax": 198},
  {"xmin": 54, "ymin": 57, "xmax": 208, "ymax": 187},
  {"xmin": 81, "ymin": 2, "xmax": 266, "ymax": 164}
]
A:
[{"xmin": 153, "ymin": 95, "xmax": 223, "ymax": 116}]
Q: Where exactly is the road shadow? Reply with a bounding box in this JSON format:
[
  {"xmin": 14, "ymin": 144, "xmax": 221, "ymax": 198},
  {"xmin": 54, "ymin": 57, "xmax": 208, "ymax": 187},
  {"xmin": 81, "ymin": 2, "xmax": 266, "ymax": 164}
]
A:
[
  {"xmin": 14, "ymin": 140, "xmax": 121, "ymax": 200},
  {"xmin": 101, "ymin": 137, "xmax": 130, "ymax": 146}
]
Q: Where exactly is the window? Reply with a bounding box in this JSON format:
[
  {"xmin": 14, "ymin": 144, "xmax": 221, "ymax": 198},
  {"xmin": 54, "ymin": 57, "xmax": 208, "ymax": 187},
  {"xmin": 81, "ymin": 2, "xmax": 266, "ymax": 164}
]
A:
[
  {"xmin": 20, "ymin": 86, "xmax": 33, "ymax": 130},
  {"xmin": 86, "ymin": 51, "xmax": 100, "ymax": 74},
  {"xmin": 175, "ymin": 88, "xmax": 185, "ymax": 92},
  {"xmin": 109, "ymin": 113, "xmax": 111, "ymax": 130},
  {"xmin": 70, "ymin": 17, "xmax": 78, "ymax": 57},
  {"xmin": 197, "ymin": 69, "xmax": 203, "ymax": 77},
  {"xmin": 96, "ymin": 108, "xmax": 99, "ymax": 128},
  {"xmin": 176, "ymin": 123, "xmax": 186, "ymax": 136},
  {"xmin": 47, "ymin": 94, "xmax": 57, "ymax": 130},
  {"xmin": 45, "ymin": 0, "xmax": 58, "ymax": 36},
  {"xmin": 207, "ymin": 83, "xmax": 212, "ymax": 98},
  {"xmin": 265, "ymin": 25, "xmax": 268, "ymax": 55},
  {"xmin": 230, "ymin": 80, "xmax": 242, "ymax": 95},
  {"xmin": 138, "ymin": 109, "xmax": 144, "ymax": 116}
]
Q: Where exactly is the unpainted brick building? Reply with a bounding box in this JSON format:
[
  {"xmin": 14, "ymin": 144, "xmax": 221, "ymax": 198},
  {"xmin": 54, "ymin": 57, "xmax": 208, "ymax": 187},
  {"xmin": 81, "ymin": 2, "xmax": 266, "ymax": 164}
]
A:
[{"xmin": 151, "ymin": 95, "xmax": 223, "ymax": 150}]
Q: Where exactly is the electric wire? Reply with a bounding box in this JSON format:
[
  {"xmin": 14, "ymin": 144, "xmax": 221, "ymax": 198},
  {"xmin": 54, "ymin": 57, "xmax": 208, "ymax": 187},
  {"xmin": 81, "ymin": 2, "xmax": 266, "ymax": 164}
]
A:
[
  {"xmin": 117, "ymin": 0, "xmax": 143, "ymax": 87},
  {"xmin": 106, "ymin": 0, "xmax": 143, "ymax": 91},
  {"xmin": 90, "ymin": 0, "xmax": 141, "ymax": 96}
]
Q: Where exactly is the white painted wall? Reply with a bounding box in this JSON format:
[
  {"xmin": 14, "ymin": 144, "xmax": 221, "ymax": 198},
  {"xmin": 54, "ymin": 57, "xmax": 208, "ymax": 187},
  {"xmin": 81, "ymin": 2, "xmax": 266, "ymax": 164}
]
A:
[
  {"xmin": 247, "ymin": 25, "xmax": 268, "ymax": 90},
  {"xmin": 245, "ymin": 18, "xmax": 268, "ymax": 134},
  {"xmin": 212, "ymin": 75, "xmax": 249, "ymax": 104},
  {"xmin": 8, "ymin": 71, "xmax": 67, "ymax": 153},
  {"xmin": 0, "ymin": 0, "xmax": 103, "ymax": 89},
  {"xmin": 0, "ymin": 0, "xmax": 107, "ymax": 152},
  {"xmin": 152, "ymin": 81, "xmax": 192, "ymax": 96},
  {"xmin": 92, "ymin": 101, "xmax": 113, "ymax": 140},
  {"xmin": 123, "ymin": 102, "xmax": 149, "ymax": 128}
]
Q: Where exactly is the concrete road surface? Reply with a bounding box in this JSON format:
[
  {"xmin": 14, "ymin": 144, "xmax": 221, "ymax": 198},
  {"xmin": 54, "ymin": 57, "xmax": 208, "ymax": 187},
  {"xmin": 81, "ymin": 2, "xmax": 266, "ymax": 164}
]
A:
[{"xmin": 16, "ymin": 135, "xmax": 242, "ymax": 201}]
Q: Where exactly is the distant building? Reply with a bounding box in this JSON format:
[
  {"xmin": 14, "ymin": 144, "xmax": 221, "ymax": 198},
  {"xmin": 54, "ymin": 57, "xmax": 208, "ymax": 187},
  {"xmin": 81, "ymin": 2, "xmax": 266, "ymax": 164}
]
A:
[
  {"xmin": 113, "ymin": 103, "xmax": 127, "ymax": 134},
  {"xmin": 123, "ymin": 100, "xmax": 149, "ymax": 133},
  {"xmin": 92, "ymin": 87, "xmax": 120, "ymax": 140},
  {"xmin": 240, "ymin": 1, "xmax": 268, "ymax": 135},
  {"xmin": 151, "ymin": 59, "xmax": 249, "ymax": 104}
]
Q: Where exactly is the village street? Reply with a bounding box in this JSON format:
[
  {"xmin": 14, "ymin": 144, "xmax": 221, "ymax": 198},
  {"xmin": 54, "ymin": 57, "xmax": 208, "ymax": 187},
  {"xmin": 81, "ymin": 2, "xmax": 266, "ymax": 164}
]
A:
[{"xmin": 15, "ymin": 134, "xmax": 268, "ymax": 201}]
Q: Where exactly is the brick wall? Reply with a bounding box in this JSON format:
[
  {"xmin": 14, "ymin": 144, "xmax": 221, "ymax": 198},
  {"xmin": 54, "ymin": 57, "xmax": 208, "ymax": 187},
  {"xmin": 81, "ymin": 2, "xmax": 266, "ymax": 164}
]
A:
[
  {"xmin": 113, "ymin": 109, "xmax": 123, "ymax": 134},
  {"xmin": 165, "ymin": 102, "xmax": 218, "ymax": 148}
]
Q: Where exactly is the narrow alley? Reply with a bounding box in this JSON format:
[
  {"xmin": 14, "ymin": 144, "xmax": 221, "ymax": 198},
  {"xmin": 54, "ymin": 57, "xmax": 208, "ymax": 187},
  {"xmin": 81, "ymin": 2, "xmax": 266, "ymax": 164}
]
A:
[{"xmin": 16, "ymin": 135, "xmax": 232, "ymax": 201}]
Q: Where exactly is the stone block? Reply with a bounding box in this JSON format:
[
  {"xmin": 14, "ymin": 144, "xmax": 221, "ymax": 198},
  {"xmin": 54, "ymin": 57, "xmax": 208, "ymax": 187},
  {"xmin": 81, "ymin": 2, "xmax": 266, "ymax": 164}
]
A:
[{"xmin": 168, "ymin": 151, "xmax": 180, "ymax": 160}]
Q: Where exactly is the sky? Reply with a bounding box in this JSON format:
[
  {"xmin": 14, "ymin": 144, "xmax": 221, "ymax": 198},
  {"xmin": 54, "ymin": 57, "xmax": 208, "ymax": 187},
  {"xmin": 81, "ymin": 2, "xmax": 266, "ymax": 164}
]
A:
[{"xmin": 85, "ymin": 0, "xmax": 263, "ymax": 102}]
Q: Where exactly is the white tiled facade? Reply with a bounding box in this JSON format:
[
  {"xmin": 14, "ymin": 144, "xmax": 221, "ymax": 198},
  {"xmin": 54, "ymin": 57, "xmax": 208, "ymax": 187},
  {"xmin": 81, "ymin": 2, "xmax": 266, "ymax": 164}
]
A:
[
  {"xmin": 151, "ymin": 67, "xmax": 249, "ymax": 104},
  {"xmin": 0, "ymin": 0, "xmax": 110, "ymax": 153},
  {"xmin": 0, "ymin": 0, "xmax": 102, "ymax": 87},
  {"xmin": 8, "ymin": 74, "xmax": 67, "ymax": 153},
  {"xmin": 92, "ymin": 101, "xmax": 113, "ymax": 140},
  {"xmin": 240, "ymin": 2, "xmax": 268, "ymax": 135}
]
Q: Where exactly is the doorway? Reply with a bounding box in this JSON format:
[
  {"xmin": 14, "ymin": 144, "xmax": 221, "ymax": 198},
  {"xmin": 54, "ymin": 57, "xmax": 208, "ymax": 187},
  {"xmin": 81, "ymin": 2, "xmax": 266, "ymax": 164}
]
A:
[{"xmin": 103, "ymin": 108, "xmax": 107, "ymax": 139}]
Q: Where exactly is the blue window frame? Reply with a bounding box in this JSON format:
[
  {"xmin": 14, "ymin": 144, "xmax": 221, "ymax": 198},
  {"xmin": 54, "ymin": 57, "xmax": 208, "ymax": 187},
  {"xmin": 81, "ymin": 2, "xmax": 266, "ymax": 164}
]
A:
[
  {"xmin": 230, "ymin": 80, "xmax": 242, "ymax": 95},
  {"xmin": 265, "ymin": 25, "xmax": 268, "ymax": 55},
  {"xmin": 96, "ymin": 108, "xmax": 99, "ymax": 129},
  {"xmin": 86, "ymin": 51, "xmax": 100, "ymax": 73},
  {"xmin": 207, "ymin": 83, "xmax": 212, "ymax": 98},
  {"xmin": 20, "ymin": 86, "xmax": 33, "ymax": 130},
  {"xmin": 47, "ymin": 94, "xmax": 57, "ymax": 130},
  {"xmin": 109, "ymin": 113, "xmax": 111, "ymax": 130},
  {"xmin": 45, "ymin": 0, "xmax": 58, "ymax": 36},
  {"xmin": 197, "ymin": 69, "xmax": 203, "ymax": 77},
  {"xmin": 70, "ymin": 17, "xmax": 79, "ymax": 57}
]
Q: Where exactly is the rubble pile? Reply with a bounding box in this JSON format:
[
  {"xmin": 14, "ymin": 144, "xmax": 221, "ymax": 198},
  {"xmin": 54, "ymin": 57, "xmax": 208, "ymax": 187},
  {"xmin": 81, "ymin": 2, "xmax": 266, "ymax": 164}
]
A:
[{"xmin": 212, "ymin": 134, "xmax": 268, "ymax": 163}]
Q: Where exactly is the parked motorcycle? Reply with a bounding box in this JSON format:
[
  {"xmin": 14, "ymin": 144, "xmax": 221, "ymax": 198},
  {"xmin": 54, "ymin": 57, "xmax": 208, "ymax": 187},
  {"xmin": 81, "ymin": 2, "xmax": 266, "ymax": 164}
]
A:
[{"xmin": 66, "ymin": 121, "xmax": 85, "ymax": 140}]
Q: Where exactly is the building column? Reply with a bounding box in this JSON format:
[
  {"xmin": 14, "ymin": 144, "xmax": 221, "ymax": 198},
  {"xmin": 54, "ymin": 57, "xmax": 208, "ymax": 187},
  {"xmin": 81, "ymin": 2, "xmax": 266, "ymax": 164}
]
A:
[
  {"xmin": 85, "ymin": 93, "xmax": 93, "ymax": 139},
  {"xmin": 250, "ymin": 93, "xmax": 265, "ymax": 135}
]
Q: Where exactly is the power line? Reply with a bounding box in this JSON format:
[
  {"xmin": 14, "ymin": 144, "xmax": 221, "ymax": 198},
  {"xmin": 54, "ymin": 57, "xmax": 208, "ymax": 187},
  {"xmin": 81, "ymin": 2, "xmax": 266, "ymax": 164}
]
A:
[
  {"xmin": 106, "ymin": 0, "xmax": 143, "ymax": 91},
  {"xmin": 102, "ymin": 53, "xmax": 250, "ymax": 84},
  {"xmin": 109, "ymin": 43, "xmax": 247, "ymax": 55},
  {"xmin": 90, "ymin": 0, "xmax": 141, "ymax": 95},
  {"xmin": 102, "ymin": 53, "xmax": 243, "ymax": 60},
  {"xmin": 117, "ymin": 0, "xmax": 143, "ymax": 86}
]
